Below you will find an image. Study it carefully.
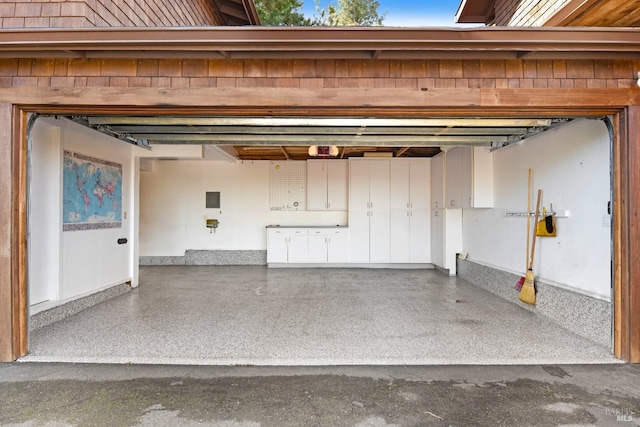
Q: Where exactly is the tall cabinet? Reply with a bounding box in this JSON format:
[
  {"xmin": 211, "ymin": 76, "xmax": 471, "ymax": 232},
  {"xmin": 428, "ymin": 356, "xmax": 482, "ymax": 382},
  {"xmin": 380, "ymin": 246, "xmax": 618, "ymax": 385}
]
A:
[
  {"xmin": 349, "ymin": 159, "xmax": 390, "ymax": 263},
  {"xmin": 389, "ymin": 159, "xmax": 431, "ymax": 263},
  {"xmin": 431, "ymin": 152, "xmax": 463, "ymax": 275}
]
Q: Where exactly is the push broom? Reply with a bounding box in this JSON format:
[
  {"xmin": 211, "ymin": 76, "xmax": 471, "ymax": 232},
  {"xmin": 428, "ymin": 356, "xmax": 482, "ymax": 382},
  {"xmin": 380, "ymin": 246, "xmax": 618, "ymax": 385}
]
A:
[
  {"xmin": 520, "ymin": 189, "xmax": 542, "ymax": 306},
  {"xmin": 515, "ymin": 169, "xmax": 532, "ymax": 291}
]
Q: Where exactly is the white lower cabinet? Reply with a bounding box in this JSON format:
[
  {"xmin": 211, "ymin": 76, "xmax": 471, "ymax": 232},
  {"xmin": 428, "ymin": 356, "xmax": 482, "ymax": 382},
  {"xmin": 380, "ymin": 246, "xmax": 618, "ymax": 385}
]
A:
[
  {"xmin": 266, "ymin": 228, "xmax": 308, "ymax": 263},
  {"xmin": 267, "ymin": 227, "xmax": 348, "ymax": 264},
  {"xmin": 349, "ymin": 210, "xmax": 390, "ymax": 263},
  {"xmin": 308, "ymin": 228, "xmax": 349, "ymax": 263},
  {"xmin": 390, "ymin": 210, "xmax": 430, "ymax": 263}
]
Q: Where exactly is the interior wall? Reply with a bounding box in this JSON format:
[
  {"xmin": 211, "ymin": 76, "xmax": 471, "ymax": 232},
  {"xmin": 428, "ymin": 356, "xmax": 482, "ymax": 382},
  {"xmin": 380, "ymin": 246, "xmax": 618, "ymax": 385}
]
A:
[
  {"xmin": 29, "ymin": 120, "xmax": 61, "ymax": 305},
  {"xmin": 462, "ymin": 118, "xmax": 611, "ymax": 300},
  {"xmin": 30, "ymin": 118, "xmax": 140, "ymax": 305},
  {"xmin": 139, "ymin": 160, "xmax": 348, "ymax": 256}
]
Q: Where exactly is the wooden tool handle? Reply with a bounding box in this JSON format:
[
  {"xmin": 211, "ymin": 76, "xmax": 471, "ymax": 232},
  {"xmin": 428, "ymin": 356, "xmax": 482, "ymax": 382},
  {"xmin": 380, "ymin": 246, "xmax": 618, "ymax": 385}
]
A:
[
  {"xmin": 526, "ymin": 169, "xmax": 532, "ymax": 270},
  {"xmin": 529, "ymin": 189, "xmax": 542, "ymax": 270}
]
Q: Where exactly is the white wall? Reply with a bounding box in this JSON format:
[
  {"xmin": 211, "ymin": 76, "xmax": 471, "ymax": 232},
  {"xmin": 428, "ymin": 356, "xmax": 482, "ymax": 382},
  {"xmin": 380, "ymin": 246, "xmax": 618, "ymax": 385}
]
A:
[
  {"xmin": 29, "ymin": 121, "xmax": 61, "ymax": 305},
  {"xmin": 462, "ymin": 119, "xmax": 611, "ymax": 299},
  {"xmin": 30, "ymin": 118, "xmax": 141, "ymax": 306},
  {"xmin": 140, "ymin": 160, "xmax": 348, "ymax": 256}
]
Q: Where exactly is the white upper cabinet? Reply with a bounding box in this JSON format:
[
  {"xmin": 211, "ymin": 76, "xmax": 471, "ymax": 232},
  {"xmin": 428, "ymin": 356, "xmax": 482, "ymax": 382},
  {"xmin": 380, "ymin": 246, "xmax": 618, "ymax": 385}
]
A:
[
  {"xmin": 445, "ymin": 147, "xmax": 493, "ymax": 209},
  {"xmin": 349, "ymin": 159, "xmax": 390, "ymax": 210},
  {"xmin": 463, "ymin": 147, "xmax": 494, "ymax": 208},
  {"xmin": 307, "ymin": 160, "xmax": 349, "ymax": 211},
  {"xmin": 409, "ymin": 159, "xmax": 430, "ymax": 210},
  {"xmin": 445, "ymin": 148, "xmax": 463, "ymax": 209},
  {"xmin": 390, "ymin": 159, "xmax": 430, "ymax": 210},
  {"xmin": 431, "ymin": 153, "xmax": 445, "ymax": 210}
]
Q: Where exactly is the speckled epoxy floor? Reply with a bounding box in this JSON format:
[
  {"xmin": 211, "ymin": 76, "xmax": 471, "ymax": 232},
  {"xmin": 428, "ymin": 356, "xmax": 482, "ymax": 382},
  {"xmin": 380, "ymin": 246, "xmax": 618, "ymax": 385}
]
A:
[{"xmin": 22, "ymin": 266, "xmax": 620, "ymax": 365}]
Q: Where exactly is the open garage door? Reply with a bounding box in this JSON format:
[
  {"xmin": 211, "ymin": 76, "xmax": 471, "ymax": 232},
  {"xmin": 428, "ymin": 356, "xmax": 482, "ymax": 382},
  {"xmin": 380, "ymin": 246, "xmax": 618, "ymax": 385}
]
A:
[{"xmin": 21, "ymin": 111, "xmax": 618, "ymax": 365}]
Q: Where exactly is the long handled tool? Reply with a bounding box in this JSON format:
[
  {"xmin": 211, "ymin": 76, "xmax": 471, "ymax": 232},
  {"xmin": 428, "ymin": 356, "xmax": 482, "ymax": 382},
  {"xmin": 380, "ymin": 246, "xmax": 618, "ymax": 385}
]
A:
[
  {"xmin": 515, "ymin": 169, "xmax": 532, "ymax": 291},
  {"xmin": 520, "ymin": 189, "xmax": 541, "ymax": 305}
]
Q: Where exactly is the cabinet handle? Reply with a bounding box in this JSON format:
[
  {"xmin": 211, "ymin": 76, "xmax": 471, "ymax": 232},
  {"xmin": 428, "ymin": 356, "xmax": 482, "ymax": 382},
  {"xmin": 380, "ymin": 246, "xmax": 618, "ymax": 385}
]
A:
[
  {"xmin": 407, "ymin": 211, "xmax": 410, "ymax": 217},
  {"xmin": 451, "ymin": 200, "xmax": 455, "ymax": 207},
  {"xmin": 435, "ymin": 210, "xmax": 439, "ymax": 217}
]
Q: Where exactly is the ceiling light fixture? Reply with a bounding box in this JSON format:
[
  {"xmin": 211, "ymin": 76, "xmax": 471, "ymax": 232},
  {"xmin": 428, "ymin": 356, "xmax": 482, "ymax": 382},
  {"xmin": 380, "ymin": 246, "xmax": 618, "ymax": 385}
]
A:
[{"xmin": 308, "ymin": 145, "xmax": 339, "ymax": 157}]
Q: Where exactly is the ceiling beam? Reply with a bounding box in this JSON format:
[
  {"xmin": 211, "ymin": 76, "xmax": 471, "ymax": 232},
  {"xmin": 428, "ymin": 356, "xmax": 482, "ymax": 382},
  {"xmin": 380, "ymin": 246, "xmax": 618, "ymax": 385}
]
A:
[{"xmin": 395, "ymin": 147, "xmax": 411, "ymax": 157}]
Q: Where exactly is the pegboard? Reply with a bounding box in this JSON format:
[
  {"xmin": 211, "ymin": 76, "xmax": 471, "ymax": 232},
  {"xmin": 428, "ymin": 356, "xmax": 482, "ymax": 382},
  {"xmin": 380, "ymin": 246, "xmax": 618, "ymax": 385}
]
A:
[{"xmin": 269, "ymin": 161, "xmax": 306, "ymax": 211}]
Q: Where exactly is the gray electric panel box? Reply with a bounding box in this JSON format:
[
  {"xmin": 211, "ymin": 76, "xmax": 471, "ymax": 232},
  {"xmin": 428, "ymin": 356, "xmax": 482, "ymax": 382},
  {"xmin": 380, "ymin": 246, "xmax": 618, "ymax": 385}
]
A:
[{"xmin": 206, "ymin": 192, "xmax": 220, "ymax": 209}]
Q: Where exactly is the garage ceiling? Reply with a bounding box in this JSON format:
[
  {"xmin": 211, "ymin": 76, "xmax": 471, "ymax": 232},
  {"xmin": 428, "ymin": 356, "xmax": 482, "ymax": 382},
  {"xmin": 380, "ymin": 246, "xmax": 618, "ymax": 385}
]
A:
[{"xmin": 68, "ymin": 115, "xmax": 566, "ymax": 160}]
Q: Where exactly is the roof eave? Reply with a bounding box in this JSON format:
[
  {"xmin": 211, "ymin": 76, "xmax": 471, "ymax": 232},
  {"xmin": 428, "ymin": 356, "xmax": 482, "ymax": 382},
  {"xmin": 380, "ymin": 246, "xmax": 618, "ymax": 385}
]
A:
[{"xmin": 0, "ymin": 27, "xmax": 638, "ymax": 60}]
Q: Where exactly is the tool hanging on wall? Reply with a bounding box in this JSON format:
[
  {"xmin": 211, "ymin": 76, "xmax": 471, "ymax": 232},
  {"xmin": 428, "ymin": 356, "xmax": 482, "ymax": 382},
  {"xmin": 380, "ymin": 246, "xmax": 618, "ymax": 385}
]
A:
[
  {"xmin": 515, "ymin": 168, "xmax": 533, "ymax": 291},
  {"xmin": 520, "ymin": 189, "xmax": 542, "ymax": 306},
  {"xmin": 536, "ymin": 203, "xmax": 557, "ymax": 237}
]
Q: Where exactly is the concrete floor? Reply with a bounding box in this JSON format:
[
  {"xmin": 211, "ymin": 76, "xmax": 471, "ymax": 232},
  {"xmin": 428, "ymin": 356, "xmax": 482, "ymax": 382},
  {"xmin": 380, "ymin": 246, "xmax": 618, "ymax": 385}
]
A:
[
  {"xmin": 22, "ymin": 266, "xmax": 619, "ymax": 365},
  {"xmin": 1, "ymin": 363, "xmax": 639, "ymax": 426}
]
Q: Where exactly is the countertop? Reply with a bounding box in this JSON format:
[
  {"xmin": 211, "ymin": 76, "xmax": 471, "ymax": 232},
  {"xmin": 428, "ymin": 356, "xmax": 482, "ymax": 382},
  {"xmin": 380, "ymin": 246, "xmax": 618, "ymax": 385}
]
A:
[{"xmin": 266, "ymin": 225, "xmax": 348, "ymax": 228}]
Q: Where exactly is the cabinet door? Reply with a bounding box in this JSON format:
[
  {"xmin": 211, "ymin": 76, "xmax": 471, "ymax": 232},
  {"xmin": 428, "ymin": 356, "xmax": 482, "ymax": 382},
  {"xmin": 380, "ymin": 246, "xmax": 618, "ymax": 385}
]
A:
[
  {"xmin": 369, "ymin": 209, "xmax": 390, "ymax": 263},
  {"xmin": 327, "ymin": 230, "xmax": 349, "ymax": 263},
  {"xmin": 307, "ymin": 160, "xmax": 328, "ymax": 210},
  {"xmin": 445, "ymin": 148, "xmax": 463, "ymax": 209},
  {"xmin": 349, "ymin": 160, "xmax": 370, "ymax": 210},
  {"xmin": 467, "ymin": 147, "xmax": 494, "ymax": 208},
  {"xmin": 369, "ymin": 160, "xmax": 390, "ymax": 210},
  {"xmin": 349, "ymin": 210, "xmax": 370, "ymax": 263},
  {"xmin": 390, "ymin": 160, "xmax": 410, "ymax": 210},
  {"xmin": 288, "ymin": 234, "xmax": 309, "ymax": 263},
  {"xmin": 267, "ymin": 229, "xmax": 289, "ymax": 263},
  {"xmin": 390, "ymin": 210, "xmax": 410, "ymax": 263},
  {"xmin": 327, "ymin": 160, "xmax": 348, "ymax": 210},
  {"xmin": 409, "ymin": 210, "xmax": 431, "ymax": 263},
  {"xmin": 431, "ymin": 154, "xmax": 444, "ymax": 210},
  {"xmin": 410, "ymin": 159, "xmax": 430, "ymax": 211},
  {"xmin": 461, "ymin": 147, "xmax": 473, "ymax": 209},
  {"xmin": 430, "ymin": 210, "xmax": 444, "ymax": 268},
  {"xmin": 308, "ymin": 234, "xmax": 328, "ymax": 262}
]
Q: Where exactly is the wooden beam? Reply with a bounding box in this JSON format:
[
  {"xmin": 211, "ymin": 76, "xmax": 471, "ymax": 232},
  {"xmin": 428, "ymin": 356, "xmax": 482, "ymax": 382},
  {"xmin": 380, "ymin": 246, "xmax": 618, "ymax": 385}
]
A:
[
  {"xmin": 482, "ymin": 88, "xmax": 640, "ymax": 109},
  {"xmin": 0, "ymin": 103, "xmax": 13, "ymax": 362},
  {"xmin": 395, "ymin": 147, "xmax": 411, "ymax": 157},
  {"xmin": 14, "ymin": 108, "xmax": 27, "ymax": 359},
  {"xmin": 0, "ymin": 105, "xmax": 27, "ymax": 362},
  {"xmin": 613, "ymin": 107, "xmax": 640, "ymax": 363},
  {"xmin": 280, "ymin": 146, "xmax": 290, "ymax": 160}
]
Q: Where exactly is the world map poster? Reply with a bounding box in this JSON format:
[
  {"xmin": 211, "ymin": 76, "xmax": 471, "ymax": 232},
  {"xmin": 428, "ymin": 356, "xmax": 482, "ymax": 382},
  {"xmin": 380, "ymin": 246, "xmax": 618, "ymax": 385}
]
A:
[{"xmin": 63, "ymin": 151, "xmax": 123, "ymax": 231}]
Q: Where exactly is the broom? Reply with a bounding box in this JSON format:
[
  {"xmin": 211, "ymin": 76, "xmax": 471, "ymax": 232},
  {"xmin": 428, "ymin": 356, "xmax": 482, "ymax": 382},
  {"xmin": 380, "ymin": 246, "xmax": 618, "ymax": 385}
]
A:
[
  {"xmin": 515, "ymin": 169, "xmax": 533, "ymax": 291},
  {"xmin": 520, "ymin": 189, "xmax": 542, "ymax": 305}
]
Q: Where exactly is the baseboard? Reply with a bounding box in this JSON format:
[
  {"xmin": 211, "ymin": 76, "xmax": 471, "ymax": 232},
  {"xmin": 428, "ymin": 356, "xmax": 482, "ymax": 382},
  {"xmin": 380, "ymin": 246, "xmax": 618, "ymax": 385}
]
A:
[
  {"xmin": 268, "ymin": 263, "xmax": 434, "ymax": 269},
  {"xmin": 457, "ymin": 258, "xmax": 611, "ymax": 348},
  {"xmin": 140, "ymin": 250, "xmax": 267, "ymax": 266},
  {"xmin": 30, "ymin": 282, "xmax": 131, "ymax": 331}
]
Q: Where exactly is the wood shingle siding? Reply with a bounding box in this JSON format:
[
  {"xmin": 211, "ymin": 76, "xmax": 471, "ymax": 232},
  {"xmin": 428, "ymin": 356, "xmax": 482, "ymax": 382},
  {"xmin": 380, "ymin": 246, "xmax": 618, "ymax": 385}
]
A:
[
  {"xmin": 0, "ymin": 0, "xmax": 220, "ymax": 28},
  {"xmin": 1, "ymin": 58, "xmax": 637, "ymax": 90},
  {"xmin": 493, "ymin": 0, "xmax": 571, "ymax": 26}
]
